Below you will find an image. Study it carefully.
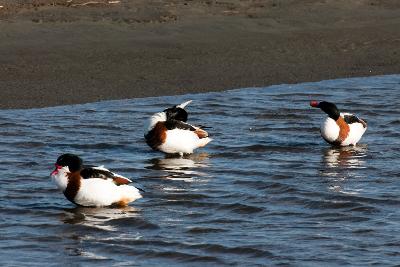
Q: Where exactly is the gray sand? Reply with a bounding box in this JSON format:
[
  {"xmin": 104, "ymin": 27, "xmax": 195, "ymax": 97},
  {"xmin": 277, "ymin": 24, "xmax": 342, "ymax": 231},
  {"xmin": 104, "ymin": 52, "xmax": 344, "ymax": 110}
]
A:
[{"xmin": 0, "ymin": 0, "xmax": 399, "ymax": 109}]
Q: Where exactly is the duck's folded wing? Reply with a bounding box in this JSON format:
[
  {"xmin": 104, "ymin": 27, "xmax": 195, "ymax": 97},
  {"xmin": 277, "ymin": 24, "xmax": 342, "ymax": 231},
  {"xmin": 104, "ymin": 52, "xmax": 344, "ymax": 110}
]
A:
[
  {"xmin": 164, "ymin": 120, "xmax": 196, "ymax": 131},
  {"xmin": 80, "ymin": 166, "xmax": 114, "ymax": 179},
  {"xmin": 164, "ymin": 120, "xmax": 209, "ymax": 138},
  {"xmin": 343, "ymin": 114, "xmax": 367, "ymax": 128},
  {"xmin": 80, "ymin": 166, "xmax": 132, "ymax": 185}
]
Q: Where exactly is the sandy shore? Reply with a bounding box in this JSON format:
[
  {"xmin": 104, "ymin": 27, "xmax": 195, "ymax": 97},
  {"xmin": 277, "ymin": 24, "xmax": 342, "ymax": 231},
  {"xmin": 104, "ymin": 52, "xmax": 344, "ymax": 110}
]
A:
[{"xmin": 0, "ymin": 0, "xmax": 399, "ymax": 109}]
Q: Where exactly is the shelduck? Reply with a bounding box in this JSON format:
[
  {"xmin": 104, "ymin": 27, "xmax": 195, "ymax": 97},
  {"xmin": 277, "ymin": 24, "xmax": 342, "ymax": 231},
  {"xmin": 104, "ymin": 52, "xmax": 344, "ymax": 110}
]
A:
[
  {"xmin": 50, "ymin": 154, "xmax": 142, "ymax": 207},
  {"xmin": 145, "ymin": 100, "xmax": 212, "ymax": 154},
  {"xmin": 310, "ymin": 101, "xmax": 367, "ymax": 146}
]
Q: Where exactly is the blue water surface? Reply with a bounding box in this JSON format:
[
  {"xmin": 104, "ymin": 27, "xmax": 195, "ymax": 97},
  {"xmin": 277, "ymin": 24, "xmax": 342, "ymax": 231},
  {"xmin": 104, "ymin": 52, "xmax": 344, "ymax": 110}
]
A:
[{"xmin": 0, "ymin": 75, "xmax": 399, "ymax": 266}]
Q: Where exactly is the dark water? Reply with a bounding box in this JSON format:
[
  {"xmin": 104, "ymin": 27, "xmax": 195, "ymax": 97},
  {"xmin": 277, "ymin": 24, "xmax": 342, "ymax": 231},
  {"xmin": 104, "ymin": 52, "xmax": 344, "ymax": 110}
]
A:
[{"xmin": 1, "ymin": 75, "xmax": 400, "ymax": 266}]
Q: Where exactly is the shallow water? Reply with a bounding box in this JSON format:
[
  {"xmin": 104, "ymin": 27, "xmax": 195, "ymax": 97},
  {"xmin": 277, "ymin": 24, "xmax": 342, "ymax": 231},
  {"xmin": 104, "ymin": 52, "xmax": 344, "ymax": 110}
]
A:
[{"xmin": 1, "ymin": 75, "xmax": 400, "ymax": 266}]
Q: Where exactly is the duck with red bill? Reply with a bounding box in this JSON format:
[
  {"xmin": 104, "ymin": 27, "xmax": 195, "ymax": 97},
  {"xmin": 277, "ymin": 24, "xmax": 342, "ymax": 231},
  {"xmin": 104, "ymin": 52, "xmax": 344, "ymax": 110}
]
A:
[{"xmin": 309, "ymin": 100, "xmax": 367, "ymax": 146}]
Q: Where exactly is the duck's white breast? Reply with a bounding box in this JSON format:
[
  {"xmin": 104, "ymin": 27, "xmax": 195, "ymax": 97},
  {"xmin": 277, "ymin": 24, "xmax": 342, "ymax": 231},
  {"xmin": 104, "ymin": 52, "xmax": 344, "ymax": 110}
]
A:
[
  {"xmin": 320, "ymin": 117, "xmax": 339, "ymax": 143},
  {"xmin": 51, "ymin": 172, "xmax": 68, "ymax": 192}
]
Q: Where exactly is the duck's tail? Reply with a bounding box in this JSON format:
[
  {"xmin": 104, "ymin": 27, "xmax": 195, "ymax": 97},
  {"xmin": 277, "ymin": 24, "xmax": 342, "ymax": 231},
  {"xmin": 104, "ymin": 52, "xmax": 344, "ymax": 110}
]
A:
[
  {"xmin": 197, "ymin": 137, "xmax": 213, "ymax": 148},
  {"xmin": 117, "ymin": 185, "xmax": 142, "ymax": 205}
]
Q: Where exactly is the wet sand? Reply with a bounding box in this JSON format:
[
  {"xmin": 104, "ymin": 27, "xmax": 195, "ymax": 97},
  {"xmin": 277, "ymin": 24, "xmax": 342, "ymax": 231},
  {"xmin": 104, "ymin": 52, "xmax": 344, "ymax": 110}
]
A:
[{"xmin": 0, "ymin": 0, "xmax": 399, "ymax": 109}]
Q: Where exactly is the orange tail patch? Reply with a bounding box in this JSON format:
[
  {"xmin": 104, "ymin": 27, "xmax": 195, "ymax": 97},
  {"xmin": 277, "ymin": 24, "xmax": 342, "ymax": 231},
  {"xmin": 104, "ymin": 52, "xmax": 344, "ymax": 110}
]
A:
[
  {"xmin": 195, "ymin": 128, "xmax": 209, "ymax": 139},
  {"xmin": 113, "ymin": 176, "xmax": 131, "ymax": 185},
  {"xmin": 113, "ymin": 197, "xmax": 131, "ymax": 207}
]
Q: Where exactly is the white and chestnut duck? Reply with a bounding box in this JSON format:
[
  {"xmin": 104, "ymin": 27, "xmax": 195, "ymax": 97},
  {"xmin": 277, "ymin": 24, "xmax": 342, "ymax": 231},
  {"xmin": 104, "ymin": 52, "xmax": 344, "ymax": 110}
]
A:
[
  {"xmin": 145, "ymin": 100, "xmax": 212, "ymax": 154},
  {"xmin": 310, "ymin": 101, "xmax": 367, "ymax": 146},
  {"xmin": 50, "ymin": 154, "xmax": 142, "ymax": 207}
]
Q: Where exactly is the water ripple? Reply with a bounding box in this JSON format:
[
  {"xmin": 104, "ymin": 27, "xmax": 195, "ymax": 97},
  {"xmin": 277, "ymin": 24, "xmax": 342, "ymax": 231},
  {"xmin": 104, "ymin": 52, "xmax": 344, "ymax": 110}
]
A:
[{"xmin": 1, "ymin": 75, "xmax": 400, "ymax": 266}]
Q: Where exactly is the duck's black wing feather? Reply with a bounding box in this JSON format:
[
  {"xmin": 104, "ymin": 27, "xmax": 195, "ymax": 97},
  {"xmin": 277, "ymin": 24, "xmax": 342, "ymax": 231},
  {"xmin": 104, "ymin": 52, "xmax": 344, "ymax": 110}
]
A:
[
  {"xmin": 80, "ymin": 166, "xmax": 115, "ymax": 179},
  {"xmin": 164, "ymin": 120, "xmax": 196, "ymax": 131},
  {"xmin": 343, "ymin": 114, "xmax": 367, "ymax": 128}
]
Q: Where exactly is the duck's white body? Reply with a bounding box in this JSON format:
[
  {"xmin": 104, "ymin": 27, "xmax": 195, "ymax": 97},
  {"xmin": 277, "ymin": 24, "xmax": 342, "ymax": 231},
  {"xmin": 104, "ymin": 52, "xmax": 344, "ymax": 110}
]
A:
[
  {"xmin": 73, "ymin": 178, "xmax": 141, "ymax": 207},
  {"xmin": 51, "ymin": 166, "xmax": 142, "ymax": 207},
  {"xmin": 160, "ymin": 128, "xmax": 211, "ymax": 154},
  {"xmin": 321, "ymin": 113, "xmax": 367, "ymax": 146}
]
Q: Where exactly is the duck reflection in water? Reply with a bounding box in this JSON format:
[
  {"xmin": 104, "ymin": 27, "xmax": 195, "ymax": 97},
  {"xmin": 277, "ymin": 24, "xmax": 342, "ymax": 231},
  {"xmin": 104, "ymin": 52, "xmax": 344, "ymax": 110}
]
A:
[
  {"xmin": 146, "ymin": 153, "xmax": 210, "ymax": 182},
  {"xmin": 321, "ymin": 145, "xmax": 368, "ymax": 194},
  {"xmin": 62, "ymin": 205, "xmax": 140, "ymax": 231},
  {"xmin": 60, "ymin": 206, "xmax": 142, "ymax": 260},
  {"xmin": 323, "ymin": 145, "xmax": 368, "ymax": 168}
]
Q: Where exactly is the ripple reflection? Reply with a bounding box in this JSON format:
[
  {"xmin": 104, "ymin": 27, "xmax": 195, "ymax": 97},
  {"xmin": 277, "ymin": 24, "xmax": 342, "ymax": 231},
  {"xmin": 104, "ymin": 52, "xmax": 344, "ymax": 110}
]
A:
[
  {"xmin": 323, "ymin": 145, "xmax": 368, "ymax": 169},
  {"xmin": 62, "ymin": 206, "xmax": 141, "ymax": 231},
  {"xmin": 146, "ymin": 153, "xmax": 210, "ymax": 182},
  {"xmin": 321, "ymin": 146, "xmax": 368, "ymax": 195}
]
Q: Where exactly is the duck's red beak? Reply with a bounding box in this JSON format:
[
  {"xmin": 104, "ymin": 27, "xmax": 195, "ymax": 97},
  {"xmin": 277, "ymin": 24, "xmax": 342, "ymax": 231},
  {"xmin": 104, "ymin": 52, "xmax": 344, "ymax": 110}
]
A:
[
  {"xmin": 51, "ymin": 164, "xmax": 62, "ymax": 176},
  {"xmin": 310, "ymin": 100, "xmax": 319, "ymax": 108}
]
